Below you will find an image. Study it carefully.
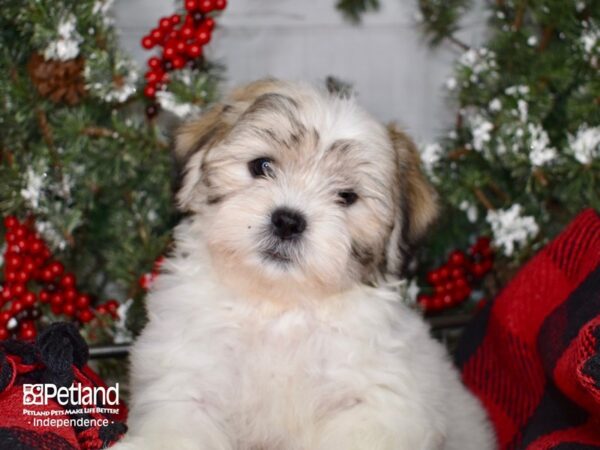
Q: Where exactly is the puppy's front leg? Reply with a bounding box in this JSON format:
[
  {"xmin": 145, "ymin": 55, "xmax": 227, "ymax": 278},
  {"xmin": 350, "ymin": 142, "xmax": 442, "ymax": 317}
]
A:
[
  {"xmin": 113, "ymin": 402, "xmax": 234, "ymax": 450},
  {"xmin": 314, "ymin": 403, "xmax": 445, "ymax": 450}
]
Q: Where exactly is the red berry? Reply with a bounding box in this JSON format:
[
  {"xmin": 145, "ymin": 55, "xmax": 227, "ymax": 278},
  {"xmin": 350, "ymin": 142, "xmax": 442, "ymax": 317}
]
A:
[
  {"xmin": 139, "ymin": 273, "xmax": 153, "ymax": 290},
  {"xmin": 450, "ymin": 267, "xmax": 465, "ymax": 279},
  {"xmin": 76, "ymin": 294, "xmax": 91, "ymax": 310},
  {"xmin": 145, "ymin": 70, "xmax": 161, "ymax": 84},
  {"xmin": 1, "ymin": 287, "xmax": 12, "ymax": 301},
  {"xmin": 185, "ymin": 0, "xmax": 198, "ymax": 11},
  {"xmin": 434, "ymin": 284, "xmax": 445, "ymax": 295},
  {"xmin": 141, "ymin": 36, "xmax": 155, "ymax": 49},
  {"xmin": 62, "ymin": 303, "xmax": 76, "ymax": 317},
  {"xmin": 198, "ymin": 0, "xmax": 214, "ymax": 13},
  {"xmin": 50, "ymin": 304, "xmax": 62, "ymax": 315},
  {"xmin": 172, "ymin": 55, "xmax": 186, "ymax": 69},
  {"xmin": 476, "ymin": 236, "xmax": 491, "ymax": 250},
  {"xmin": 29, "ymin": 239, "xmax": 43, "ymax": 254},
  {"xmin": 5, "ymin": 272, "xmax": 16, "ymax": 283},
  {"xmin": 17, "ymin": 271, "xmax": 29, "ymax": 283},
  {"xmin": 3, "ymin": 216, "xmax": 18, "ymax": 229},
  {"xmin": 196, "ymin": 30, "xmax": 211, "ymax": 45},
  {"xmin": 96, "ymin": 305, "xmax": 108, "ymax": 314},
  {"xmin": 11, "ymin": 300, "xmax": 24, "ymax": 314},
  {"xmin": 187, "ymin": 42, "xmax": 203, "ymax": 58},
  {"xmin": 0, "ymin": 328, "xmax": 9, "ymax": 341},
  {"xmin": 471, "ymin": 263, "xmax": 486, "ymax": 278},
  {"xmin": 148, "ymin": 57, "xmax": 162, "ymax": 69},
  {"xmin": 78, "ymin": 309, "xmax": 94, "ymax": 323},
  {"xmin": 19, "ymin": 326, "xmax": 37, "ymax": 340},
  {"xmin": 431, "ymin": 295, "xmax": 444, "ymax": 312},
  {"xmin": 455, "ymin": 277, "xmax": 468, "ymax": 289},
  {"xmin": 60, "ymin": 273, "xmax": 76, "ymax": 288},
  {"xmin": 23, "ymin": 259, "xmax": 36, "ymax": 274},
  {"xmin": 144, "ymin": 85, "xmax": 157, "ymax": 98},
  {"xmin": 442, "ymin": 294, "xmax": 454, "ymax": 306},
  {"xmin": 6, "ymin": 254, "xmax": 22, "ymax": 270},
  {"xmin": 214, "ymin": 0, "xmax": 227, "ymax": 10},
  {"xmin": 49, "ymin": 261, "xmax": 64, "ymax": 277},
  {"xmin": 438, "ymin": 266, "xmax": 450, "ymax": 281},
  {"xmin": 151, "ymin": 28, "xmax": 165, "ymax": 43},
  {"xmin": 159, "ymin": 17, "xmax": 172, "ymax": 30},
  {"xmin": 204, "ymin": 17, "xmax": 215, "ymax": 31},
  {"xmin": 106, "ymin": 299, "xmax": 119, "ymax": 313},
  {"xmin": 12, "ymin": 284, "xmax": 25, "ymax": 297},
  {"xmin": 14, "ymin": 226, "xmax": 26, "ymax": 239},
  {"xmin": 163, "ymin": 46, "xmax": 177, "ymax": 60},
  {"xmin": 449, "ymin": 250, "xmax": 467, "ymax": 267},
  {"xmin": 181, "ymin": 25, "xmax": 194, "ymax": 40},
  {"xmin": 170, "ymin": 14, "xmax": 182, "ymax": 25},
  {"xmin": 50, "ymin": 293, "xmax": 64, "ymax": 307},
  {"xmin": 175, "ymin": 40, "xmax": 187, "ymax": 54},
  {"xmin": 22, "ymin": 292, "xmax": 36, "ymax": 307},
  {"xmin": 0, "ymin": 311, "xmax": 11, "ymax": 324},
  {"xmin": 444, "ymin": 281, "xmax": 455, "ymax": 292},
  {"xmin": 64, "ymin": 289, "xmax": 77, "ymax": 303},
  {"xmin": 39, "ymin": 291, "xmax": 50, "ymax": 303}
]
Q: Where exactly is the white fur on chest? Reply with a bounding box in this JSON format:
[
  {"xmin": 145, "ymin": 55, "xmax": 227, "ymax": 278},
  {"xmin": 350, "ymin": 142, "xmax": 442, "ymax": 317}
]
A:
[{"xmin": 124, "ymin": 253, "xmax": 493, "ymax": 450}]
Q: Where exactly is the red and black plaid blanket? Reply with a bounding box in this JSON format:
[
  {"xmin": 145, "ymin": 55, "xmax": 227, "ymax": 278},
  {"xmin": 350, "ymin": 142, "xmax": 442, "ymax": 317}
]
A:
[
  {"xmin": 0, "ymin": 323, "xmax": 127, "ymax": 449},
  {"xmin": 457, "ymin": 209, "xmax": 600, "ymax": 449}
]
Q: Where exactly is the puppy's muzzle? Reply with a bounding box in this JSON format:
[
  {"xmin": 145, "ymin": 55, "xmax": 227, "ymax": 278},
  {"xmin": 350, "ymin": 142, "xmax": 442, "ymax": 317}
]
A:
[{"xmin": 270, "ymin": 207, "xmax": 307, "ymax": 240}]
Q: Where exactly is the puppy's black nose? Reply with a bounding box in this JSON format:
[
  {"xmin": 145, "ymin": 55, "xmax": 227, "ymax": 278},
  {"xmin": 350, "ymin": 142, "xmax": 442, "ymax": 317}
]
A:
[{"xmin": 271, "ymin": 208, "xmax": 307, "ymax": 240}]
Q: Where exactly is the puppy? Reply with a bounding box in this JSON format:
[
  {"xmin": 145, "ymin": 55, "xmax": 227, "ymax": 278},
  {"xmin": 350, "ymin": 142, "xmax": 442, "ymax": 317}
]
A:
[{"xmin": 116, "ymin": 80, "xmax": 495, "ymax": 450}]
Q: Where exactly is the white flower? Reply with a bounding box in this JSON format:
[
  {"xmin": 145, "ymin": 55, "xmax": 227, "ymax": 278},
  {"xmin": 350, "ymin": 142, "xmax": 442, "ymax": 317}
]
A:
[
  {"xmin": 527, "ymin": 36, "xmax": 538, "ymax": 46},
  {"xmin": 459, "ymin": 200, "xmax": 478, "ymax": 223},
  {"xmin": 21, "ymin": 168, "xmax": 46, "ymax": 209},
  {"xmin": 517, "ymin": 99, "xmax": 528, "ymax": 122},
  {"xmin": 35, "ymin": 220, "xmax": 67, "ymax": 250},
  {"xmin": 156, "ymin": 91, "xmax": 200, "ymax": 118},
  {"xmin": 93, "ymin": 0, "xmax": 115, "ymax": 25},
  {"xmin": 489, "ymin": 98, "xmax": 502, "ymax": 112},
  {"xmin": 569, "ymin": 126, "xmax": 600, "ymax": 164},
  {"xmin": 528, "ymin": 123, "xmax": 556, "ymax": 167},
  {"xmin": 420, "ymin": 142, "xmax": 443, "ymax": 173},
  {"xmin": 113, "ymin": 298, "xmax": 134, "ymax": 344},
  {"xmin": 43, "ymin": 14, "xmax": 82, "ymax": 61},
  {"xmin": 486, "ymin": 204, "xmax": 539, "ymax": 256},
  {"xmin": 581, "ymin": 27, "xmax": 599, "ymax": 54},
  {"xmin": 445, "ymin": 77, "xmax": 457, "ymax": 91},
  {"xmin": 469, "ymin": 114, "xmax": 494, "ymax": 151}
]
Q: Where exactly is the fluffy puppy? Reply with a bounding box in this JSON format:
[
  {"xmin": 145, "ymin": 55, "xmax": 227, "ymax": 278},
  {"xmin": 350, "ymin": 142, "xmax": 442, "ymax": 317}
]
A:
[{"xmin": 115, "ymin": 80, "xmax": 495, "ymax": 450}]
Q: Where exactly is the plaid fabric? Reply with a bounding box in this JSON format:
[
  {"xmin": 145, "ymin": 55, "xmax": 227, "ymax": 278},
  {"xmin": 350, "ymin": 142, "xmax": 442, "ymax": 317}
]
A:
[
  {"xmin": 0, "ymin": 323, "xmax": 127, "ymax": 449},
  {"xmin": 457, "ymin": 209, "xmax": 600, "ymax": 450}
]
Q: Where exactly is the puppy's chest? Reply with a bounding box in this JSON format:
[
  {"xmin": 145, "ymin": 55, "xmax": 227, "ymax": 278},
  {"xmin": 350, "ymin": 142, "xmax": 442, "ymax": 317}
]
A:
[{"xmin": 226, "ymin": 312, "xmax": 366, "ymax": 421}]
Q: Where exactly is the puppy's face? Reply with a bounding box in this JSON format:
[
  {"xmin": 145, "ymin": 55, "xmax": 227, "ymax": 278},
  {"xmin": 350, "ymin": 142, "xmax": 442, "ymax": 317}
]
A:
[{"xmin": 176, "ymin": 80, "xmax": 437, "ymax": 300}]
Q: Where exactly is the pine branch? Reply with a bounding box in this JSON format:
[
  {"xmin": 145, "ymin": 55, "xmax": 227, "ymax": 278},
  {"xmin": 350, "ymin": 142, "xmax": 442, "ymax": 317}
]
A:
[{"xmin": 336, "ymin": 0, "xmax": 380, "ymax": 23}]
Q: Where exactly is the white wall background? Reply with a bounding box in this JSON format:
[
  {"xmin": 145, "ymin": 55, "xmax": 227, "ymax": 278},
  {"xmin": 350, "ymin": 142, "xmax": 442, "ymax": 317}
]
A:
[{"xmin": 114, "ymin": 0, "xmax": 485, "ymax": 143}]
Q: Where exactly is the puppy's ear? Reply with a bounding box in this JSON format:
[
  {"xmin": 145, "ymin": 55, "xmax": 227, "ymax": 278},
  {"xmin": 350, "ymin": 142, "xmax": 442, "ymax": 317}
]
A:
[
  {"xmin": 175, "ymin": 78, "xmax": 285, "ymax": 211},
  {"xmin": 385, "ymin": 125, "xmax": 439, "ymax": 276}
]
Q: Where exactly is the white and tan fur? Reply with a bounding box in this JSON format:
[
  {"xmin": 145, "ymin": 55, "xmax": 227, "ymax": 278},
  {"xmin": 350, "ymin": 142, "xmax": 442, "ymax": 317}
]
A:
[{"xmin": 115, "ymin": 80, "xmax": 495, "ymax": 450}]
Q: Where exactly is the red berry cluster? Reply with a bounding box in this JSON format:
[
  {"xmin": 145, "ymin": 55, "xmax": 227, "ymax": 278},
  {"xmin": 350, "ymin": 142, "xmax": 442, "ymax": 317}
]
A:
[
  {"xmin": 1, "ymin": 216, "xmax": 119, "ymax": 341},
  {"xmin": 417, "ymin": 237, "xmax": 494, "ymax": 313},
  {"xmin": 138, "ymin": 256, "xmax": 164, "ymax": 291},
  {"xmin": 141, "ymin": 0, "xmax": 227, "ymax": 117}
]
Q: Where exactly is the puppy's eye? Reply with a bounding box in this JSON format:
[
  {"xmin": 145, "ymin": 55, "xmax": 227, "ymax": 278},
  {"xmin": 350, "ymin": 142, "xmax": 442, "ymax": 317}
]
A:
[
  {"xmin": 337, "ymin": 190, "xmax": 358, "ymax": 207},
  {"xmin": 248, "ymin": 157, "xmax": 274, "ymax": 178}
]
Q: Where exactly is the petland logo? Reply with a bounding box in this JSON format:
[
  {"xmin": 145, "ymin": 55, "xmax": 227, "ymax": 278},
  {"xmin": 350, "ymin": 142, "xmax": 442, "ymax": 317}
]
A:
[{"xmin": 23, "ymin": 383, "xmax": 120, "ymax": 406}]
